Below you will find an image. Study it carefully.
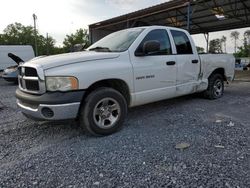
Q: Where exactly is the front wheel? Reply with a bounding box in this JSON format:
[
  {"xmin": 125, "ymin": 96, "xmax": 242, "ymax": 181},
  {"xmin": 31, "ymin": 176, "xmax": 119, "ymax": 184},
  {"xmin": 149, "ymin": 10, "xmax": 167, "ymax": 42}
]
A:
[
  {"xmin": 79, "ymin": 87, "xmax": 127, "ymax": 136},
  {"xmin": 204, "ymin": 74, "xmax": 224, "ymax": 99}
]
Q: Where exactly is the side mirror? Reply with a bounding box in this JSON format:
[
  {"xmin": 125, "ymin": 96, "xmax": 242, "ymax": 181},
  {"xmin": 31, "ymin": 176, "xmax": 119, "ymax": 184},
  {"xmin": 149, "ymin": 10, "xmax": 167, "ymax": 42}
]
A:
[
  {"xmin": 135, "ymin": 40, "xmax": 160, "ymax": 56},
  {"xmin": 71, "ymin": 43, "xmax": 87, "ymax": 52}
]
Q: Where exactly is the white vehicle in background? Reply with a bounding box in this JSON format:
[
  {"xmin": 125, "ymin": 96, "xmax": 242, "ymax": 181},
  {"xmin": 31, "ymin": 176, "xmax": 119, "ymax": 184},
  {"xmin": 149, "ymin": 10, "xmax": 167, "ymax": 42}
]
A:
[
  {"xmin": 0, "ymin": 45, "xmax": 34, "ymax": 70},
  {"xmin": 0, "ymin": 45, "xmax": 35, "ymax": 82},
  {"xmin": 235, "ymin": 58, "xmax": 250, "ymax": 70},
  {"xmin": 16, "ymin": 26, "xmax": 235, "ymax": 136}
]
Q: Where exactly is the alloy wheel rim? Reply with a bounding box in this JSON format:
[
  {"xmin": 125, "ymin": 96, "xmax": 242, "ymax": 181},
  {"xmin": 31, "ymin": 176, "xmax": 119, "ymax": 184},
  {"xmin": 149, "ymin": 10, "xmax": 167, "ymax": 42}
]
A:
[
  {"xmin": 93, "ymin": 98, "xmax": 121, "ymax": 129},
  {"xmin": 213, "ymin": 79, "xmax": 223, "ymax": 97}
]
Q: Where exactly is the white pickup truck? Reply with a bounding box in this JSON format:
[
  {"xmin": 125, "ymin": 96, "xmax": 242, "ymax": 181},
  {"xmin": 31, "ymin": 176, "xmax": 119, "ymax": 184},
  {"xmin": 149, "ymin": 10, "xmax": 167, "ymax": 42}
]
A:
[{"xmin": 16, "ymin": 26, "xmax": 235, "ymax": 136}]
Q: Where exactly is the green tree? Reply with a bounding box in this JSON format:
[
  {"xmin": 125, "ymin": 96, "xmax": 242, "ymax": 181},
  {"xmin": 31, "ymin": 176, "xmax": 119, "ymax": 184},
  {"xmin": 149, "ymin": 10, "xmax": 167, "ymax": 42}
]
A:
[
  {"xmin": 209, "ymin": 39, "xmax": 222, "ymax": 53},
  {"xmin": 230, "ymin": 31, "xmax": 240, "ymax": 53},
  {"xmin": 235, "ymin": 45, "xmax": 250, "ymax": 58},
  {"xmin": 221, "ymin": 35, "xmax": 227, "ymax": 53},
  {"xmin": 244, "ymin": 30, "xmax": 250, "ymax": 45},
  {"xmin": 0, "ymin": 23, "xmax": 34, "ymax": 45},
  {"xmin": 243, "ymin": 30, "xmax": 250, "ymax": 57},
  {"xmin": 0, "ymin": 22, "xmax": 59, "ymax": 56},
  {"xmin": 63, "ymin": 29, "xmax": 90, "ymax": 52},
  {"xmin": 0, "ymin": 34, "xmax": 3, "ymax": 43},
  {"xmin": 196, "ymin": 46, "xmax": 205, "ymax": 53},
  {"xmin": 234, "ymin": 30, "xmax": 250, "ymax": 57}
]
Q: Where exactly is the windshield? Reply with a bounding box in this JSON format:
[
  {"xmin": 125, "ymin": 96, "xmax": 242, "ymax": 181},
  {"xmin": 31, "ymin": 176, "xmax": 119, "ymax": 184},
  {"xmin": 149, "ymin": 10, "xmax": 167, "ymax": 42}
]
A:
[{"xmin": 88, "ymin": 28, "xmax": 144, "ymax": 52}]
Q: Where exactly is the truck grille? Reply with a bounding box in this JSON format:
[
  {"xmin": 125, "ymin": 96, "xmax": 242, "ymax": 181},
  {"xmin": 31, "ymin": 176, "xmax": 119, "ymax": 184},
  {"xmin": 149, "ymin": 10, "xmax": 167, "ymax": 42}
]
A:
[
  {"xmin": 18, "ymin": 66, "xmax": 42, "ymax": 93},
  {"xmin": 25, "ymin": 67, "xmax": 38, "ymax": 77},
  {"xmin": 25, "ymin": 80, "xmax": 39, "ymax": 91}
]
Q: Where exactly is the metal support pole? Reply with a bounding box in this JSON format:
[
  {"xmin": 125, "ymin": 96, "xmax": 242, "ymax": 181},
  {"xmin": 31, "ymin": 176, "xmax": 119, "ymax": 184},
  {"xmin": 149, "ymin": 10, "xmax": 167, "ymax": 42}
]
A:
[
  {"xmin": 33, "ymin": 14, "xmax": 38, "ymax": 56},
  {"xmin": 89, "ymin": 28, "xmax": 92, "ymax": 45},
  {"xmin": 204, "ymin": 33, "xmax": 209, "ymax": 53}
]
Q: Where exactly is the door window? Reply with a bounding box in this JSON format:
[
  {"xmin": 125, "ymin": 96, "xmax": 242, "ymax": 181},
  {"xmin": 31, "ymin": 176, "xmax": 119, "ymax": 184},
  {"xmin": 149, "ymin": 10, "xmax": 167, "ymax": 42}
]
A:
[
  {"xmin": 136, "ymin": 29, "xmax": 172, "ymax": 55},
  {"xmin": 171, "ymin": 30, "xmax": 193, "ymax": 54}
]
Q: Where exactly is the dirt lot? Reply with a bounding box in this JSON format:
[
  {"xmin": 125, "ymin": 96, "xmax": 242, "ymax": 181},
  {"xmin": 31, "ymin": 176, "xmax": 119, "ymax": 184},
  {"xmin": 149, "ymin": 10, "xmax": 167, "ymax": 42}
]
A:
[{"xmin": 0, "ymin": 78, "xmax": 249, "ymax": 187}]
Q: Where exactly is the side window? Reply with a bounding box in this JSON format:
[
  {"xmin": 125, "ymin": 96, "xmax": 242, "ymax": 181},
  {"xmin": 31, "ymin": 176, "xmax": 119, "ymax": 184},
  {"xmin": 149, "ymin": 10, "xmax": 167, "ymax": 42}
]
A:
[
  {"xmin": 171, "ymin": 30, "xmax": 193, "ymax": 54},
  {"xmin": 136, "ymin": 29, "xmax": 172, "ymax": 55}
]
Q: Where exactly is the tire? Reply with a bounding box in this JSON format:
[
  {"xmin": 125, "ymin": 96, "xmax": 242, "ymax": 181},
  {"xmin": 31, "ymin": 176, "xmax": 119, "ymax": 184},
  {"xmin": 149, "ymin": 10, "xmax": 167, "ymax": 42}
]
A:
[
  {"xmin": 79, "ymin": 87, "xmax": 127, "ymax": 136},
  {"xmin": 204, "ymin": 74, "xmax": 224, "ymax": 100}
]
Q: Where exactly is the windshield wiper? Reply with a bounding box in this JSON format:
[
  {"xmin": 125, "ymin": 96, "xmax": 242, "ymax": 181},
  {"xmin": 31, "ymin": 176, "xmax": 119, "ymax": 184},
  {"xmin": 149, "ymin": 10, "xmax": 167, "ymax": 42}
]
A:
[{"xmin": 88, "ymin": 46, "xmax": 111, "ymax": 52}]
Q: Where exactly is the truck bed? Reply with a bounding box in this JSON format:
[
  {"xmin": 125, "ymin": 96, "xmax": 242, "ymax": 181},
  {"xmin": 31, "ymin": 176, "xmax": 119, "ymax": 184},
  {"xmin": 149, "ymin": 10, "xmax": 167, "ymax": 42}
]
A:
[{"xmin": 199, "ymin": 54, "xmax": 235, "ymax": 81}]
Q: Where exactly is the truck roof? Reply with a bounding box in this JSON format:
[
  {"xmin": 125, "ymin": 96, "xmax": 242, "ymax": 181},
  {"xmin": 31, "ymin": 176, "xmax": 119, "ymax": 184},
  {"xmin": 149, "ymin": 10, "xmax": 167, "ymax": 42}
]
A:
[{"xmin": 124, "ymin": 25, "xmax": 190, "ymax": 34}]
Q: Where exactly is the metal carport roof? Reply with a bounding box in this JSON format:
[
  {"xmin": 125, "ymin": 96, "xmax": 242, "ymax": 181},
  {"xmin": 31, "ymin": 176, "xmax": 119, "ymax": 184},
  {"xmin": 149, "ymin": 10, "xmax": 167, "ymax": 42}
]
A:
[{"xmin": 89, "ymin": 0, "xmax": 250, "ymax": 44}]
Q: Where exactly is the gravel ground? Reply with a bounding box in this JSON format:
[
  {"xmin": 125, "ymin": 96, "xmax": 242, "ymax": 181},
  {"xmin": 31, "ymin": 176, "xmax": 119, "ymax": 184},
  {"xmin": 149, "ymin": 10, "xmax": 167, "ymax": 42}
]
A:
[{"xmin": 0, "ymin": 78, "xmax": 249, "ymax": 187}]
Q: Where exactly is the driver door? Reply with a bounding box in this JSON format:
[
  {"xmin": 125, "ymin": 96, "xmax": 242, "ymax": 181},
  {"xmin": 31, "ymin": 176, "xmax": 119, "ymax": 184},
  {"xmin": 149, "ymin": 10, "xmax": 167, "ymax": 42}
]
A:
[{"xmin": 130, "ymin": 29, "xmax": 177, "ymax": 106}]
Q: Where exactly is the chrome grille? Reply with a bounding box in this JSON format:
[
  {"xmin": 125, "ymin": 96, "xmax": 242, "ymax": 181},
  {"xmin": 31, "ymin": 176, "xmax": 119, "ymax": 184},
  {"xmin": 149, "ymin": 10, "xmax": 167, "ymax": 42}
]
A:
[{"xmin": 18, "ymin": 66, "xmax": 45, "ymax": 94}]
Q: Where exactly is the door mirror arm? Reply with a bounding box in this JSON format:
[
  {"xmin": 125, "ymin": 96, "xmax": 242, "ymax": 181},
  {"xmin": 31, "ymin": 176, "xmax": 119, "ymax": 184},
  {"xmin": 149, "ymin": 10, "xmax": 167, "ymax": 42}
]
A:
[{"xmin": 134, "ymin": 51, "xmax": 145, "ymax": 56}]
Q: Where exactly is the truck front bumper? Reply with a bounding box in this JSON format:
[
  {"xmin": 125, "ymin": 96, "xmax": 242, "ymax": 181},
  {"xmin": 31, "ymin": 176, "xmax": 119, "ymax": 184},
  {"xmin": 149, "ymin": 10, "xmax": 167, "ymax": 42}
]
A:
[{"xmin": 15, "ymin": 89, "xmax": 85, "ymax": 121}]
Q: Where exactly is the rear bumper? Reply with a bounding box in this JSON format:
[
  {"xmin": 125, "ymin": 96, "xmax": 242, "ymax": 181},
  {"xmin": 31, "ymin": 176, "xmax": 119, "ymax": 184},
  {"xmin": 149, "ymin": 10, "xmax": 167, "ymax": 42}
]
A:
[{"xmin": 16, "ymin": 89, "xmax": 85, "ymax": 120}]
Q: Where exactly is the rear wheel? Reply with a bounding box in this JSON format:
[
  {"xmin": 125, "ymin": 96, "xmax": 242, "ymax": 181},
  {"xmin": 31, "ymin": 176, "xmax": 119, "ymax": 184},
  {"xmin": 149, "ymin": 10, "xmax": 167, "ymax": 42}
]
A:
[
  {"xmin": 204, "ymin": 74, "xmax": 224, "ymax": 99},
  {"xmin": 79, "ymin": 87, "xmax": 127, "ymax": 136}
]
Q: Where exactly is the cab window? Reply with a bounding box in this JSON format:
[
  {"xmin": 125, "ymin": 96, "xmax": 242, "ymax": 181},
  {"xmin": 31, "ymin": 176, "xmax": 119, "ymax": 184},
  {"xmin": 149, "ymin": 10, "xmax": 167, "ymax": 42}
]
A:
[
  {"xmin": 136, "ymin": 29, "xmax": 172, "ymax": 55},
  {"xmin": 171, "ymin": 30, "xmax": 193, "ymax": 54}
]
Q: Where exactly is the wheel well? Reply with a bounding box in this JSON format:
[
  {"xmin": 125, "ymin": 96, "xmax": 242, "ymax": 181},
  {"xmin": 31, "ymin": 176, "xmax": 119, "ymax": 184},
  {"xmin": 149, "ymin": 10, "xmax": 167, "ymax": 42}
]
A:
[
  {"xmin": 209, "ymin": 68, "xmax": 227, "ymax": 81},
  {"xmin": 84, "ymin": 79, "xmax": 131, "ymax": 105}
]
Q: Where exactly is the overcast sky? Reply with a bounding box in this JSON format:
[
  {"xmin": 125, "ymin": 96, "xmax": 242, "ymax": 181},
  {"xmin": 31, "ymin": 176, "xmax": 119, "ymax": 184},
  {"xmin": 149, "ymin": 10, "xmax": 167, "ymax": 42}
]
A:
[{"xmin": 0, "ymin": 0, "xmax": 249, "ymax": 53}]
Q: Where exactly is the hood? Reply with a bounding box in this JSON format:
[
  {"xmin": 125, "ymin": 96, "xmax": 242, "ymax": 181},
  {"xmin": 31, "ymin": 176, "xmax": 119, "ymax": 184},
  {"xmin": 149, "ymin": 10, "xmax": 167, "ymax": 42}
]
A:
[
  {"xmin": 8, "ymin": 53, "xmax": 24, "ymax": 65},
  {"xmin": 25, "ymin": 51, "xmax": 120, "ymax": 69}
]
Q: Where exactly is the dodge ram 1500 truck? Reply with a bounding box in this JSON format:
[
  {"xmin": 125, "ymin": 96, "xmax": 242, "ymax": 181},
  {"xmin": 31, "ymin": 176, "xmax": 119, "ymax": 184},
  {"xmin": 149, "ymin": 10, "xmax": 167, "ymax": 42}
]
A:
[{"xmin": 16, "ymin": 26, "xmax": 235, "ymax": 136}]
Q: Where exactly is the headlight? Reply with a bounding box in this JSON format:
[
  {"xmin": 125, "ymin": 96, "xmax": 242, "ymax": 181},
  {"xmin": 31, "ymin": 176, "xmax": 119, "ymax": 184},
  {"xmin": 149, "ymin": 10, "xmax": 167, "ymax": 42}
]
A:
[
  {"xmin": 4, "ymin": 68, "xmax": 17, "ymax": 74},
  {"xmin": 46, "ymin": 76, "xmax": 78, "ymax": 91}
]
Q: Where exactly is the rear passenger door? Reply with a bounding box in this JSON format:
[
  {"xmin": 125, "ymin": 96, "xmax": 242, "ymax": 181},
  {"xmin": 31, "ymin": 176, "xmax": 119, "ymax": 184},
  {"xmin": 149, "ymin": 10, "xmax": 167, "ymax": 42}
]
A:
[{"xmin": 170, "ymin": 30, "xmax": 200, "ymax": 96}]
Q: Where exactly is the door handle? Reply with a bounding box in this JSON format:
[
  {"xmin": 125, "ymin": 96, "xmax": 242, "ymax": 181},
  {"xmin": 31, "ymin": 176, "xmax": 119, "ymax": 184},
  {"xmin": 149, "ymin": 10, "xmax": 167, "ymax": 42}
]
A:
[
  {"xmin": 192, "ymin": 59, "xmax": 199, "ymax": 64},
  {"xmin": 166, "ymin": 61, "xmax": 176, "ymax": 65}
]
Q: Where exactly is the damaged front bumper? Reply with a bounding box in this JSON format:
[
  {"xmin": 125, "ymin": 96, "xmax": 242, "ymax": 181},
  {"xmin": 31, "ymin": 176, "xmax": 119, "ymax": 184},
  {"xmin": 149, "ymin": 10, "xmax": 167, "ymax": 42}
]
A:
[{"xmin": 15, "ymin": 89, "xmax": 85, "ymax": 121}]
